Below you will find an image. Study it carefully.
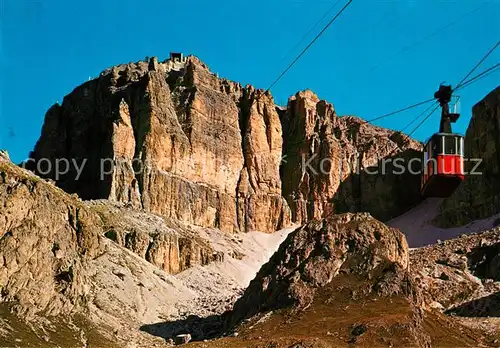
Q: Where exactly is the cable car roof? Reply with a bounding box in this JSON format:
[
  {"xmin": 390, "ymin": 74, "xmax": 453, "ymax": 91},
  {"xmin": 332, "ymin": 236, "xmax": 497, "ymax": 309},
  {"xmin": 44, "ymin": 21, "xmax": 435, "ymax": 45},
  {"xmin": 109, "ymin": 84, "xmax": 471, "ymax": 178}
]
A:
[
  {"xmin": 424, "ymin": 132, "xmax": 464, "ymax": 145},
  {"xmin": 431, "ymin": 132, "xmax": 464, "ymax": 137}
]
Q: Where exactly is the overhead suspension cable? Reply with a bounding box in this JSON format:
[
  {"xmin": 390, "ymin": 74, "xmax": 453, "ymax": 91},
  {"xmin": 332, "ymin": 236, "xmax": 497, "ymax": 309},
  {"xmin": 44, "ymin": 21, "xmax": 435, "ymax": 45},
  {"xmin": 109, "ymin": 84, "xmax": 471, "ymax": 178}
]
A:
[
  {"xmin": 454, "ymin": 62, "xmax": 500, "ymax": 92},
  {"xmin": 260, "ymin": 5, "xmax": 495, "ymax": 142},
  {"xmin": 258, "ymin": 64, "xmax": 497, "ymax": 151},
  {"xmin": 266, "ymin": 0, "xmax": 353, "ymax": 93},
  {"xmin": 338, "ymin": 97, "xmax": 435, "ymax": 132},
  {"xmin": 395, "ymin": 61, "xmax": 499, "ymax": 137},
  {"xmin": 370, "ymin": 45, "xmax": 499, "ymax": 137},
  {"xmin": 277, "ymin": 0, "xmax": 343, "ymax": 65},
  {"xmin": 276, "ymin": 61, "xmax": 497, "ymax": 141},
  {"xmin": 241, "ymin": 97, "xmax": 436, "ymax": 156},
  {"xmin": 405, "ymin": 44, "xmax": 500, "ymax": 138},
  {"xmin": 345, "ymin": 1, "xmax": 491, "ymax": 85},
  {"xmin": 454, "ymin": 40, "xmax": 499, "ymax": 90},
  {"xmin": 401, "ymin": 101, "xmax": 439, "ymax": 133},
  {"xmin": 408, "ymin": 104, "xmax": 440, "ymax": 137}
]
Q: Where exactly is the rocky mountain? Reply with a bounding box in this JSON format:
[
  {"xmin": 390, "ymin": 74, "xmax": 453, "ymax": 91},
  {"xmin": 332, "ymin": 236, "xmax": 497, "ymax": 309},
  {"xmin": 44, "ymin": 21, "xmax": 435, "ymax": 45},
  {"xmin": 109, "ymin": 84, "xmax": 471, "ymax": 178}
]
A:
[
  {"xmin": 216, "ymin": 213, "xmax": 500, "ymax": 347},
  {"xmin": 2, "ymin": 51, "xmax": 500, "ymax": 347},
  {"xmin": 0, "ymin": 150, "xmax": 9, "ymax": 161},
  {"xmin": 26, "ymin": 56, "xmax": 289, "ymax": 234},
  {"xmin": 2, "ymin": 141, "xmax": 500, "ymax": 347},
  {"xmin": 26, "ymin": 55, "xmax": 422, "ymax": 234},
  {"xmin": 411, "ymin": 227, "xmax": 500, "ymax": 315},
  {"xmin": 1, "ymin": 154, "xmax": 105, "ymax": 317},
  {"xmin": 435, "ymin": 86, "xmax": 500, "ymax": 227}
]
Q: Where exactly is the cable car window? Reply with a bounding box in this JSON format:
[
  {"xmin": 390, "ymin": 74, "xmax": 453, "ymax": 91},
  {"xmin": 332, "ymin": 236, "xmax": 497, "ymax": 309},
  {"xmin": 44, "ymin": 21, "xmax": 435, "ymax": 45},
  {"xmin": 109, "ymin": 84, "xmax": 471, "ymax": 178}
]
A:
[
  {"xmin": 456, "ymin": 137, "xmax": 464, "ymax": 156},
  {"xmin": 444, "ymin": 136, "xmax": 455, "ymax": 154}
]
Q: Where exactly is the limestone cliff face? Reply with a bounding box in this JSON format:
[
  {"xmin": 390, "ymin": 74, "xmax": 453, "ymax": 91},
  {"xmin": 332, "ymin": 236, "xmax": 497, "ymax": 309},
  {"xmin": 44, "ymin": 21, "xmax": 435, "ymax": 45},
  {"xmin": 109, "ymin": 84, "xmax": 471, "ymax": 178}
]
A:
[
  {"xmin": 237, "ymin": 88, "xmax": 290, "ymax": 232},
  {"xmin": 28, "ymin": 55, "xmax": 424, "ymax": 233},
  {"xmin": 434, "ymin": 87, "xmax": 500, "ymax": 227},
  {"xmin": 0, "ymin": 155, "xmax": 105, "ymax": 316},
  {"xmin": 28, "ymin": 56, "xmax": 290, "ymax": 233},
  {"xmin": 94, "ymin": 203, "xmax": 222, "ymax": 275},
  {"xmin": 280, "ymin": 90, "xmax": 423, "ymax": 225}
]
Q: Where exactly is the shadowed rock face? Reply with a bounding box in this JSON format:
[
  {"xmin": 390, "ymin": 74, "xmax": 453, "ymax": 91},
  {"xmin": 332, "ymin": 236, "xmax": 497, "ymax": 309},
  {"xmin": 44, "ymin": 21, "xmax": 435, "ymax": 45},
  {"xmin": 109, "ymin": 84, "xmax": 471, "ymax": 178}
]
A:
[
  {"xmin": 0, "ymin": 156, "xmax": 105, "ymax": 317},
  {"xmin": 225, "ymin": 213, "xmax": 416, "ymax": 330},
  {"xmin": 27, "ymin": 56, "xmax": 423, "ymax": 233},
  {"xmin": 434, "ymin": 86, "xmax": 500, "ymax": 227},
  {"xmin": 280, "ymin": 90, "xmax": 423, "ymax": 224}
]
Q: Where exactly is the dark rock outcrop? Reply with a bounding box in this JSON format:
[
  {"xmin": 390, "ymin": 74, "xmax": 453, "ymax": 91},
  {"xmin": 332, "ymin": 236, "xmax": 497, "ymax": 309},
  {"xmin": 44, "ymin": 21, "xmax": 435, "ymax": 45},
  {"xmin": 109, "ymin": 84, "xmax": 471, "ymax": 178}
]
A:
[
  {"xmin": 410, "ymin": 227, "xmax": 500, "ymax": 311},
  {"xmin": 93, "ymin": 202, "xmax": 222, "ymax": 275},
  {"xmin": 225, "ymin": 213, "xmax": 416, "ymax": 329},
  {"xmin": 0, "ymin": 150, "xmax": 9, "ymax": 161}
]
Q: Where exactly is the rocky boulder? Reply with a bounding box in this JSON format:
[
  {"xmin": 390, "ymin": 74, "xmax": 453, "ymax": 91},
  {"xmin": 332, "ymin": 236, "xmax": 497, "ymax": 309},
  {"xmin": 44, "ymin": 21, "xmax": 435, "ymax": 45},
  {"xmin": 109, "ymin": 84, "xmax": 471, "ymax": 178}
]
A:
[
  {"xmin": 434, "ymin": 86, "xmax": 500, "ymax": 227},
  {"xmin": 225, "ymin": 213, "xmax": 415, "ymax": 329},
  {"xmin": 91, "ymin": 202, "xmax": 223, "ymax": 275},
  {"xmin": 411, "ymin": 227, "xmax": 500, "ymax": 313},
  {"xmin": 141, "ymin": 214, "xmax": 496, "ymax": 347}
]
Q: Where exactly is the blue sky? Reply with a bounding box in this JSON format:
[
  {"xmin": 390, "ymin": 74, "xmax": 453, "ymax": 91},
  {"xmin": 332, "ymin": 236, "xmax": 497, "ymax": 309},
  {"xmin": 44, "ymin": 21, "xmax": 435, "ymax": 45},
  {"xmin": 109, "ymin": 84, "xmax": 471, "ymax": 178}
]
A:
[{"xmin": 1, "ymin": 0, "xmax": 499, "ymax": 163}]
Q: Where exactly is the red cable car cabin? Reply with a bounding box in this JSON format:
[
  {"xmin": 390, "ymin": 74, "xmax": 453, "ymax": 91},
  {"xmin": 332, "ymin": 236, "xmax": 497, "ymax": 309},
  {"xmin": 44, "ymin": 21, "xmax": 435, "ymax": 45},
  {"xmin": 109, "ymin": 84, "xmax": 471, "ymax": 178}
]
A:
[{"xmin": 421, "ymin": 133, "xmax": 465, "ymax": 198}]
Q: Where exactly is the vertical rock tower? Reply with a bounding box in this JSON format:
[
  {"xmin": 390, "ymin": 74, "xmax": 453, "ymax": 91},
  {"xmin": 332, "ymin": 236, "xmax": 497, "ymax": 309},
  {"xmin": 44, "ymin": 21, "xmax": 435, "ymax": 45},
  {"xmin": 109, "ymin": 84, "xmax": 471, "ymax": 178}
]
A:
[{"xmin": 28, "ymin": 54, "xmax": 291, "ymax": 233}]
